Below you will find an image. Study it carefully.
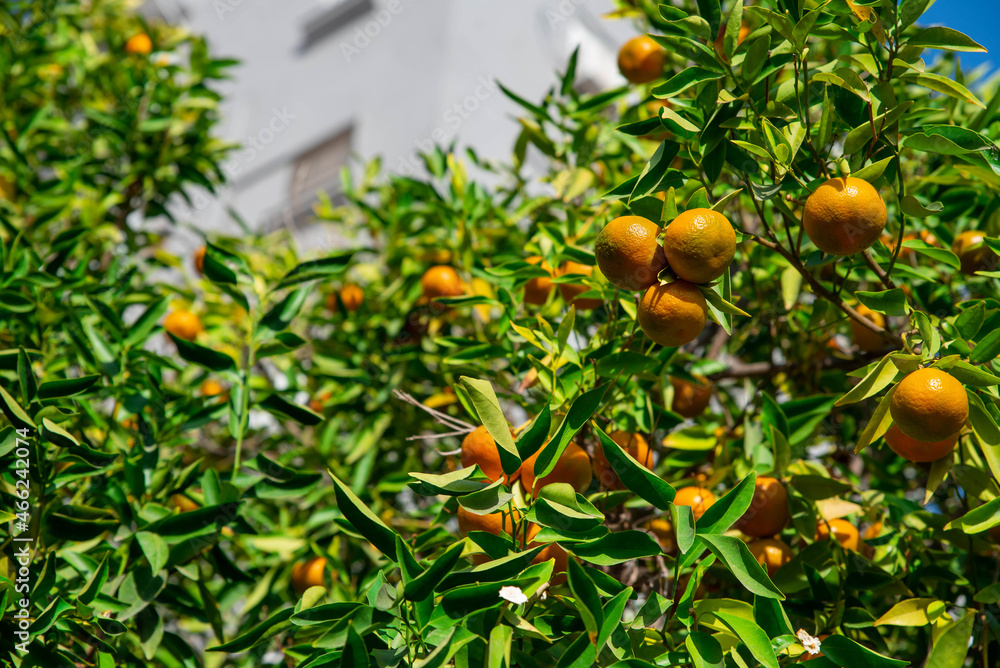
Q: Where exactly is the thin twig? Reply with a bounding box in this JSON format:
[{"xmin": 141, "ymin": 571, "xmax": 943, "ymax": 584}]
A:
[{"xmin": 392, "ymin": 390, "xmax": 475, "ymax": 432}]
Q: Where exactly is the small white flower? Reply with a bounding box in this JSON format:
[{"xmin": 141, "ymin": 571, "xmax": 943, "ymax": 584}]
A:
[
  {"xmin": 796, "ymin": 629, "xmax": 822, "ymax": 655},
  {"xmin": 498, "ymin": 586, "xmax": 528, "ymax": 605}
]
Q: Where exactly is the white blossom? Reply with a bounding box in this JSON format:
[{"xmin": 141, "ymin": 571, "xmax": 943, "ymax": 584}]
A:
[
  {"xmin": 796, "ymin": 629, "xmax": 822, "ymax": 656},
  {"xmin": 498, "ymin": 586, "xmax": 528, "ymax": 605}
]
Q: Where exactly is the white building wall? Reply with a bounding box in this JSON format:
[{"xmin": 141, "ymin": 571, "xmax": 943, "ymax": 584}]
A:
[{"xmin": 149, "ymin": 0, "xmax": 638, "ymax": 246}]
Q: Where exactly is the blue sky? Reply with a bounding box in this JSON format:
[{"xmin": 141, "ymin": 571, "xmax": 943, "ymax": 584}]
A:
[{"xmin": 920, "ymin": 0, "xmax": 998, "ymax": 71}]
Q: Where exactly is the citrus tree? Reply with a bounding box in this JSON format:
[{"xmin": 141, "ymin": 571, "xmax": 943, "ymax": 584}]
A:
[{"xmin": 4, "ymin": 0, "xmax": 1000, "ymax": 667}]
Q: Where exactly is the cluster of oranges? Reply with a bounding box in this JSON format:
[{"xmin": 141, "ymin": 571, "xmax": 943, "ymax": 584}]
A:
[
  {"xmin": 457, "ymin": 423, "xmax": 885, "ymax": 581},
  {"xmin": 593, "ymin": 210, "xmax": 737, "ymax": 347},
  {"xmin": 520, "ymin": 258, "xmax": 605, "ymax": 311}
]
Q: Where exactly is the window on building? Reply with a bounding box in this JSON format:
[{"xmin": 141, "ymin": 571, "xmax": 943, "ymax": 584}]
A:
[
  {"xmin": 301, "ymin": 0, "xmax": 374, "ymax": 50},
  {"xmin": 290, "ymin": 126, "xmax": 352, "ymax": 206},
  {"xmin": 257, "ymin": 126, "xmax": 353, "ymax": 231}
]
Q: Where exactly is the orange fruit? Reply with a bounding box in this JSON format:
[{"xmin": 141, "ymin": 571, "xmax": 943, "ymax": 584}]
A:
[
  {"xmin": 200, "ymin": 379, "xmax": 225, "ymax": 397},
  {"xmin": 170, "ymin": 494, "xmax": 199, "ymax": 513},
  {"xmin": 712, "ymin": 21, "xmax": 752, "ymax": 61},
  {"xmin": 593, "ymin": 431, "xmax": 653, "ymax": 489},
  {"xmin": 736, "ymin": 476, "xmax": 790, "ymax": 538},
  {"xmin": 670, "ymin": 376, "xmax": 713, "ymax": 417},
  {"xmin": 327, "ymin": 284, "xmax": 364, "ymax": 313},
  {"xmin": 456, "ymin": 505, "xmax": 520, "ymax": 537},
  {"xmin": 863, "ymin": 521, "xmax": 883, "ymax": 540},
  {"xmin": 953, "ymin": 230, "xmax": 997, "ymax": 275},
  {"xmin": 309, "ymin": 390, "xmax": 333, "ymax": 413},
  {"xmin": 421, "ymin": 266, "xmax": 464, "ymax": 300},
  {"xmin": 556, "ymin": 262, "xmax": 602, "ymax": 310},
  {"xmin": 519, "ymin": 441, "xmax": 592, "ymax": 496},
  {"xmin": 524, "ymin": 256, "xmax": 554, "ymax": 305},
  {"xmin": 674, "ymin": 486, "xmax": 716, "ymax": 520},
  {"xmin": 193, "ymin": 246, "xmax": 206, "ymax": 274},
  {"xmin": 889, "ymin": 368, "xmax": 968, "ymax": 442},
  {"xmin": 637, "ymin": 280, "xmax": 707, "ymax": 347},
  {"xmin": 747, "ymin": 538, "xmax": 792, "ymax": 577},
  {"xmin": 884, "ymin": 424, "xmax": 957, "ymax": 463},
  {"xmin": 802, "ymin": 177, "xmax": 887, "ymax": 255},
  {"xmin": 164, "ymin": 310, "xmax": 202, "ymax": 341},
  {"xmin": 662, "ymin": 208, "xmax": 736, "ymax": 284},
  {"xmin": 461, "ymin": 425, "xmax": 517, "ymax": 484},
  {"xmin": 594, "ymin": 215, "xmax": 668, "ymax": 291},
  {"xmin": 291, "ymin": 557, "xmax": 328, "ymax": 595},
  {"xmin": 850, "ymin": 304, "xmax": 886, "ymax": 352},
  {"xmin": 814, "ymin": 519, "xmax": 860, "ymax": 551},
  {"xmin": 647, "ymin": 518, "xmax": 677, "ymax": 554},
  {"xmin": 618, "ymin": 35, "xmax": 665, "ymax": 84},
  {"xmin": 125, "ymin": 33, "xmax": 153, "ymax": 55},
  {"xmin": 525, "ymin": 524, "xmax": 568, "ymax": 581}
]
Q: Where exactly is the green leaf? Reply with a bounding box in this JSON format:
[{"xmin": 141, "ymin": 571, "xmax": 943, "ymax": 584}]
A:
[
  {"xmin": 754, "ymin": 597, "xmax": 793, "ymax": 638},
  {"xmin": 567, "ymin": 558, "xmax": 603, "ymax": 639},
  {"xmin": 409, "ymin": 467, "xmax": 491, "ymax": 496},
  {"xmin": 699, "ymin": 534, "xmax": 784, "ymax": 599},
  {"xmin": 900, "ymin": 195, "xmax": 943, "ymax": 218},
  {"xmin": 593, "ymin": 424, "xmax": 675, "ymax": 509},
  {"xmin": 966, "ymin": 391, "xmax": 1000, "ymax": 445},
  {"xmin": 136, "ymin": 532, "xmax": 169, "ymax": 574},
  {"xmin": 903, "ymin": 73, "xmax": 984, "ymax": 108},
  {"xmin": 970, "ymin": 328, "xmax": 1000, "ymax": 363},
  {"xmin": 276, "ymin": 252, "xmax": 355, "ymax": 289},
  {"xmin": 821, "ymin": 634, "xmax": 909, "ymax": 668},
  {"xmin": 855, "ymin": 386, "xmax": 897, "ymax": 453},
  {"xmin": 330, "ymin": 472, "xmax": 400, "ymax": 558},
  {"xmin": 835, "ymin": 356, "xmax": 898, "ymax": 407},
  {"xmin": 723, "ymin": 1, "xmax": 745, "ymax": 60},
  {"xmin": 404, "ymin": 542, "xmax": 466, "ymax": 602},
  {"xmin": 788, "ymin": 475, "xmax": 853, "ymax": 501},
  {"xmin": 488, "ymin": 625, "xmax": 512, "ymax": 668},
  {"xmin": 169, "ymin": 335, "xmax": 237, "ymax": 372},
  {"xmin": 712, "ymin": 611, "xmax": 779, "ymax": 668},
  {"xmin": 515, "ymin": 406, "xmax": 551, "ymax": 460},
  {"xmin": 853, "ymin": 156, "xmax": 894, "ymax": 183},
  {"xmin": 907, "ymin": 27, "xmax": 987, "ymax": 52},
  {"xmin": 258, "ymin": 394, "xmax": 323, "ymax": 426},
  {"xmin": 948, "ymin": 361, "xmax": 1000, "ymax": 387},
  {"xmin": 0, "ymin": 385, "xmax": 34, "ymax": 429},
  {"xmin": 899, "ymin": 0, "xmax": 933, "ymax": 29},
  {"xmin": 652, "ymin": 68, "xmax": 724, "ymax": 98},
  {"xmin": 856, "ymin": 289, "xmax": 907, "ymax": 317},
  {"xmin": 207, "ymin": 609, "xmax": 294, "ymax": 652},
  {"xmin": 944, "ymin": 496, "xmax": 1000, "ymax": 534},
  {"xmin": 37, "ymin": 375, "xmax": 100, "ymax": 400},
  {"xmin": 460, "ymin": 377, "xmax": 520, "ymax": 476},
  {"xmin": 572, "ymin": 531, "xmax": 662, "ymax": 565},
  {"xmin": 696, "ymin": 472, "xmax": 757, "ymax": 535},
  {"xmin": 534, "ymin": 385, "xmax": 607, "ymax": 480},
  {"xmin": 124, "ymin": 298, "xmax": 169, "ymax": 347},
  {"xmin": 341, "ymin": 622, "xmax": 370, "ymax": 668},
  {"xmin": 260, "ymin": 287, "xmax": 310, "ymax": 332},
  {"xmin": 686, "ymin": 632, "xmax": 725, "ymax": 668},
  {"xmin": 874, "ymin": 598, "xmax": 946, "ymax": 627},
  {"xmin": 697, "ymin": 0, "xmax": 722, "ymax": 38},
  {"xmin": 670, "ymin": 504, "xmax": 696, "ymax": 554},
  {"xmin": 531, "ymin": 483, "xmax": 604, "ymax": 532}
]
